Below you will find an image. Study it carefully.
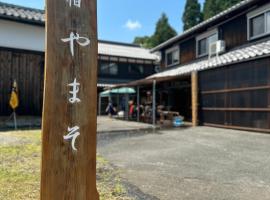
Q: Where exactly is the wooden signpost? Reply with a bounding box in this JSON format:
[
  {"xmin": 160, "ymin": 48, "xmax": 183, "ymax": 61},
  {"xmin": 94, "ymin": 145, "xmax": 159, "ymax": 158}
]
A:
[{"xmin": 41, "ymin": 0, "xmax": 99, "ymax": 199}]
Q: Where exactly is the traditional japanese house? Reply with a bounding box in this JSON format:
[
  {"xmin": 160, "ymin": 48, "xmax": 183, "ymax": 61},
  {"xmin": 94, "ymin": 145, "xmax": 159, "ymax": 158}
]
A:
[
  {"xmin": 126, "ymin": 0, "xmax": 270, "ymax": 132},
  {"xmin": 0, "ymin": 2, "xmax": 158, "ymax": 117}
]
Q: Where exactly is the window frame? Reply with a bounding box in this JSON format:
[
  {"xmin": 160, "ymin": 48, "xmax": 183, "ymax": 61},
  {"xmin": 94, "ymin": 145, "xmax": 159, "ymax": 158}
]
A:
[
  {"xmin": 247, "ymin": 3, "xmax": 270, "ymax": 41},
  {"xmin": 99, "ymin": 61, "xmax": 119, "ymax": 75},
  {"xmin": 128, "ymin": 64, "xmax": 145, "ymax": 75},
  {"xmin": 196, "ymin": 29, "xmax": 218, "ymax": 58},
  {"xmin": 165, "ymin": 46, "xmax": 180, "ymax": 68}
]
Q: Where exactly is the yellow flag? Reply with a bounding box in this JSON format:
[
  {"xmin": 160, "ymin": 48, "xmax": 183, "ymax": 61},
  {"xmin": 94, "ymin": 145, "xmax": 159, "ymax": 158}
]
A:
[{"xmin": 9, "ymin": 81, "xmax": 19, "ymax": 110}]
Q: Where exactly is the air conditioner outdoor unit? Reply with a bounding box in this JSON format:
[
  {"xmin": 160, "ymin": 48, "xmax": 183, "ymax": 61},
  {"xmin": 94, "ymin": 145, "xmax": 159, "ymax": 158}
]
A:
[{"xmin": 209, "ymin": 40, "xmax": 225, "ymax": 58}]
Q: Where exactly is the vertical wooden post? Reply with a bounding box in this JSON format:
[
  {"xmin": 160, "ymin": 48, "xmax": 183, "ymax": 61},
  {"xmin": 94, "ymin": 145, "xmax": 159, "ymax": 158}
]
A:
[
  {"xmin": 268, "ymin": 72, "xmax": 270, "ymax": 129},
  {"xmin": 98, "ymin": 95, "xmax": 101, "ymax": 116},
  {"xmin": 117, "ymin": 94, "xmax": 120, "ymax": 113},
  {"xmin": 41, "ymin": 0, "xmax": 99, "ymax": 199},
  {"xmin": 152, "ymin": 80, "xmax": 156, "ymax": 126},
  {"xmin": 191, "ymin": 71, "xmax": 199, "ymax": 127},
  {"xmin": 137, "ymin": 86, "xmax": 140, "ymax": 122},
  {"xmin": 125, "ymin": 93, "xmax": 129, "ymax": 120}
]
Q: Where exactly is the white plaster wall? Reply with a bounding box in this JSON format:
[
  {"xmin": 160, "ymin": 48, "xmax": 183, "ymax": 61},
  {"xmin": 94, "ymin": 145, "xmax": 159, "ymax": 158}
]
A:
[{"xmin": 0, "ymin": 19, "xmax": 45, "ymax": 52}]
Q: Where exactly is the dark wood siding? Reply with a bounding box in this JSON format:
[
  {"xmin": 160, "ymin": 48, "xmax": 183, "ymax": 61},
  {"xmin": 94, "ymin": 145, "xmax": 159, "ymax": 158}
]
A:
[
  {"xmin": 180, "ymin": 38, "xmax": 196, "ymax": 64},
  {"xmin": 199, "ymin": 57, "xmax": 270, "ymax": 132},
  {"xmin": 0, "ymin": 48, "xmax": 156, "ymax": 116},
  {"xmin": 0, "ymin": 48, "xmax": 44, "ymax": 116},
  {"xmin": 160, "ymin": 50, "xmax": 166, "ymax": 70},
  {"xmin": 220, "ymin": 14, "xmax": 247, "ymax": 51}
]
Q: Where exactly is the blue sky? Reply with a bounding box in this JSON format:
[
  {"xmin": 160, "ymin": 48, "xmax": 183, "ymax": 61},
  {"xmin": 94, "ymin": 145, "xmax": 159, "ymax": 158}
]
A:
[{"xmin": 1, "ymin": 0, "xmax": 205, "ymax": 43}]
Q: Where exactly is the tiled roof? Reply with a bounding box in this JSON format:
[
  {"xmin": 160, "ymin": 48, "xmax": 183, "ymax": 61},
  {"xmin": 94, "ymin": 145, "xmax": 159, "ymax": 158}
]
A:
[
  {"xmin": 151, "ymin": 0, "xmax": 256, "ymax": 52},
  {"xmin": 99, "ymin": 41, "xmax": 159, "ymax": 61},
  {"xmin": 148, "ymin": 39, "xmax": 270, "ymax": 79},
  {"xmin": 0, "ymin": 1, "xmax": 44, "ymax": 24}
]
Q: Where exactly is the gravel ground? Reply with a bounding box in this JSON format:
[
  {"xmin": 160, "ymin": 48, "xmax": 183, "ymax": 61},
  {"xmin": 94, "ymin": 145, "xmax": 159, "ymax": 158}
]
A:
[
  {"xmin": 97, "ymin": 117, "xmax": 153, "ymax": 133},
  {"xmin": 2, "ymin": 118, "xmax": 270, "ymax": 199},
  {"xmin": 98, "ymin": 126, "xmax": 270, "ymax": 200}
]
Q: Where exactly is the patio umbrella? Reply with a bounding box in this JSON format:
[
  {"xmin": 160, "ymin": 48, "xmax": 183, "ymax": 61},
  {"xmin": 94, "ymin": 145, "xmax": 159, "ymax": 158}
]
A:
[{"xmin": 100, "ymin": 87, "xmax": 136, "ymax": 97}]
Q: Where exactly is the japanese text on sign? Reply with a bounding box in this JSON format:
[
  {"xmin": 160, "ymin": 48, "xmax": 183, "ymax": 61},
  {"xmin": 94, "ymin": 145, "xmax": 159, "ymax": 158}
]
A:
[{"xmin": 62, "ymin": 0, "xmax": 91, "ymax": 151}]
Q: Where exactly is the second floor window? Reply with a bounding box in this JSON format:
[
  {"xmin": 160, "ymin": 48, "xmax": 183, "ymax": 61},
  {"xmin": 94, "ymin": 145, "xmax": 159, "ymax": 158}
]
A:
[
  {"xmin": 128, "ymin": 64, "xmax": 144, "ymax": 75},
  {"xmin": 196, "ymin": 29, "xmax": 218, "ymax": 57},
  {"xmin": 165, "ymin": 46, "xmax": 180, "ymax": 67},
  {"xmin": 100, "ymin": 62, "xmax": 118, "ymax": 75},
  {"xmin": 248, "ymin": 7, "xmax": 270, "ymax": 40}
]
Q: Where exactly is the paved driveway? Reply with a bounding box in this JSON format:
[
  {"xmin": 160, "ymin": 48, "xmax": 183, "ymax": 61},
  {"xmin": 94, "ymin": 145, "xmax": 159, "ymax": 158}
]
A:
[
  {"xmin": 97, "ymin": 116, "xmax": 153, "ymax": 133},
  {"xmin": 98, "ymin": 127, "xmax": 270, "ymax": 200}
]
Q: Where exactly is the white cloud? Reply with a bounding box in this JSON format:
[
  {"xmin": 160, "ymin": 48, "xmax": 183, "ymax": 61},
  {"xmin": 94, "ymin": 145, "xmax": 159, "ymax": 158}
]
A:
[{"xmin": 124, "ymin": 20, "xmax": 142, "ymax": 31}]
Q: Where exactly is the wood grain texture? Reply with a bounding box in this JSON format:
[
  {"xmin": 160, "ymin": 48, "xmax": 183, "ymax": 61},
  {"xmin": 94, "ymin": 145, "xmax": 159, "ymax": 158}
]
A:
[
  {"xmin": 220, "ymin": 14, "xmax": 247, "ymax": 51},
  {"xmin": 180, "ymin": 38, "xmax": 196, "ymax": 64},
  {"xmin": 0, "ymin": 48, "xmax": 44, "ymax": 116},
  {"xmin": 41, "ymin": 0, "xmax": 99, "ymax": 199},
  {"xmin": 191, "ymin": 71, "xmax": 198, "ymax": 127},
  {"xmin": 199, "ymin": 57, "xmax": 270, "ymax": 131}
]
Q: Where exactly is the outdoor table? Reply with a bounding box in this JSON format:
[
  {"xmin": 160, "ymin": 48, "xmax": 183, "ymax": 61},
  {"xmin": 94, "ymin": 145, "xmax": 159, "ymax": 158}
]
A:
[{"xmin": 159, "ymin": 111, "xmax": 180, "ymax": 124}]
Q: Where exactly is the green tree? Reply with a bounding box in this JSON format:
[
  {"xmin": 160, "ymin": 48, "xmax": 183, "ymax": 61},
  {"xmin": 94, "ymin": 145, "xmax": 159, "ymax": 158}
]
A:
[
  {"xmin": 221, "ymin": 0, "xmax": 243, "ymax": 10},
  {"xmin": 151, "ymin": 13, "xmax": 177, "ymax": 47},
  {"xmin": 182, "ymin": 0, "xmax": 202, "ymax": 30},
  {"xmin": 133, "ymin": 13, "xmax": 177, "ymax": 48},
  {"xmin": 203, "ymin": 0, "xmax": 221, "ymax": 20},
  {"xmin": 203, "ymin": 0, "xmax": 243, "ymax": 20},
  {"xmin": 133, "ymin": 36, "xmax": 152, "ymax": 48}
]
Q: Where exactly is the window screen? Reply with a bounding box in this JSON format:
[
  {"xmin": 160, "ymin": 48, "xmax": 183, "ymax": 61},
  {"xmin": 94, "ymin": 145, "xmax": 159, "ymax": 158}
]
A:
[
  {"xmin": 100, "ymin": 62, "xmax": 118, "ymax": 75},
  {"xmin": 197, "ymin": 33, "xmax": 218, "ymax": 57},
  {"xmin": 166, "ymin": 48, "xmax": 179, "ymax": 67},
  {"xmin": 128, "ymin": 64, "xmax": 144, "ymax": 75},
  {"xmin": 198, "ymin": 38, "xmax": 207, "ymax": 56},
  {"xmin": 250, "ymin": 14, "xmax": 265, "ymax": 38},
  {"xmin": 267, "ymin": 11, "xmax": 270, "ymax": 33}
]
